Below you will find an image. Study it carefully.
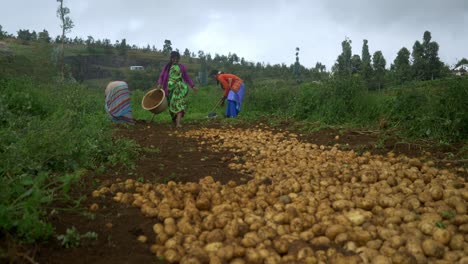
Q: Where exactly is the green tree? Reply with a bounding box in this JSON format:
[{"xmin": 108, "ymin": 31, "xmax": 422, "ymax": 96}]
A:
[
  {"xmin": 391, "ymin": 47, "xmax": 411, "ymax": 85},
  {"xmin": 351, "ymin": 54, "xmax": 361, "ymax": 74},
  {"xmin": 411, "ymin": 31, "xmax": 443, "ymax": 80},
  {"xmin": 38, "ymin": 30, "xmax": 51, "ymax": 43},
  {"xmin": 372, "ymin": 51, "xmax": 386, "ymax": 90},
  {"xmin": 118, "ymin": 38, "xmax": 128, "ymax": 56},
  {"xmin": 455, "ymin": 58, "xmax": 468, "ymax": 68},
  {"xmin": 361, "ymin": 39, "xmax": 372, "ymax": 82},
  {"xmin": 334, "ymin": 38, "xmax": 352, "ymax": 76},
  {"xmin": 183, "ymin": 48, "xmax": 190, "ymax": 57},
  {"xmin": 163, "ymin": 39, "xmax": 172, "ymax": 55},
  {"xmin": 0, "ymin": 25, "xmax": 7, "ymax": 39},
  {"xmin": 411, "ymin": 40, "xmax": 425, "ymax": 80},
  {"xmin": 17, "ymin": 29, "xmax": 34, "ymax": 42},
  {"xmin": 198, "ymin": 56, "xmax": 208, "ymax": 86},
  {"xmin": 294, "ymin": 47, "xmax": 301, "ymax": 80},
  {"xmin": 424, "ymin": 32, "xmax": 443, "ymax": 80},
  {"xmin": 56, "ymin": 0, "xmax": 74, "ymax": 80}
]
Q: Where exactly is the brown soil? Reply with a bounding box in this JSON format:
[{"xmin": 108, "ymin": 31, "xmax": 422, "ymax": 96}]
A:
[{"xmin": 3, "ymin": 119, "xmax": 466, "ymax": 264}]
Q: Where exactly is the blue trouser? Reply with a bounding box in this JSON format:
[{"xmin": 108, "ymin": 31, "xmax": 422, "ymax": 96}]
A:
[{"xmin": 226, "ymin": 100, "xmax": 238, "ymax": 117}]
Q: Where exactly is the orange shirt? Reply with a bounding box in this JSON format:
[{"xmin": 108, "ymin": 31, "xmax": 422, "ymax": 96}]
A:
[{"xmin": 217, "ymin": 74, "xmax": 243, "ymax": 97}]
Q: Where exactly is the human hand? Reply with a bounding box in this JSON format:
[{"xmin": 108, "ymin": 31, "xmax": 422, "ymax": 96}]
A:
[
  {"xmin": 221, "ymin": 96, "xmax": 227, "ymax": 106},
  {"xmin": 156, "ymin": 84, "xmax": 162, "ymax": 90}
]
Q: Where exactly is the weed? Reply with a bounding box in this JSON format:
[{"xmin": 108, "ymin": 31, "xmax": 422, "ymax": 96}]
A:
[
  {"xmin": 56, "ymin": 227, "xmax": 98, "ymax": 248},
  {"xmin": 142, "ymin": 146, "xmax": 161, "ymax": 153},
  {"xmin": 440, "ymin": 211, "xmax": 455, "ymax": 219},
  {"xmin": 136, "ymin": 177, "xmax": 145, "ymax": 183}
]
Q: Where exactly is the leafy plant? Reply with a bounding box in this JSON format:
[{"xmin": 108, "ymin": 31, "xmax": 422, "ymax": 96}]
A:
[{"xmin": 57, "ymin": 227, "xmax": 98, "ymax": 248}]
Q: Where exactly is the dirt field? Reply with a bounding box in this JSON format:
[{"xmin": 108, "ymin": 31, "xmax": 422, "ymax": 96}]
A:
[{"xmin": 6, "ymin": 120, "xmax": 466, "ymax": 264}]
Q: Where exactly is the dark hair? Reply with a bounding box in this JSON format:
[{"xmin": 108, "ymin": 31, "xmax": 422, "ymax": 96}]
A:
[
  {"xmin": 164, "ymin": 51, "xmax": 181, "ymax": 71},
  {"xmin": 170, "ymin": 51, "xmax": 180, "ymax": 59},
  {"xmin": 210, "ymin": 70, "xmax": 219, "ymax": 77}
]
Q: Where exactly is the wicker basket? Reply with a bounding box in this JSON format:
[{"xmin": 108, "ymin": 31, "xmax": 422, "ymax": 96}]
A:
[{"xmin": 141, "ymin": 89, "xmax": 168, "ymax": 114}]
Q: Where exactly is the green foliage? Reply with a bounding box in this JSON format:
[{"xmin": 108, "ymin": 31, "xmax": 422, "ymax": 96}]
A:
[
  {"xmin": 392, "ymin": 47, "xmax": 412, "ymax": 85},
  {"xmin": 411, "ymin": 31, "xmax": 444, "ymax": 81},
  {"xmin": 334, "ymin": 38, "xmax": 353, "ymax": 76},
  {"xmin": 294, "ymin": 76, "xmax": 368, "ymax": 123},
  {"xmin": 57, "ymin": 227, "xmax": 98, "ymax": 248},
  {"xmin": 163, "ymin": 39, "xmax": 172, "ymax": 55},
  {"xmin": 372, "ymin": 50, "xmax": 386, "ymax": 90},
  {"xmin": 361, "ymin": 39, "xmax": 373, "ymax": 81},
  {"xmin": 455, "ymin": 58, "xmax": 468, "ymax": 68},
  {"xmin": 391, "ymin": 77, "xmax": 468, "ymax": 142},
  {"xmin": 126, "ymin": 68, "xmax": 158, "ymax": 91},
  {"xmin": 0, "ymin": 77, "xmax": 138, "ymax": 243}
]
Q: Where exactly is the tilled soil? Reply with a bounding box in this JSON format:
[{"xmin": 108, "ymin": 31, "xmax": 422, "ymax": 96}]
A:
[{"xmin": 5, "ymin": 119, "xmax": 466, "ymax": 264}]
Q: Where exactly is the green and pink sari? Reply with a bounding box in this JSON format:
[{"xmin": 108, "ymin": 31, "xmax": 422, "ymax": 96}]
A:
[{"xmin": 167, "ymin": 65, "xmax": 189, "ymax": 120}]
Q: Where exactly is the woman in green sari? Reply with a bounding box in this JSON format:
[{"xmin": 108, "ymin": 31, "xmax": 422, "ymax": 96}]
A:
[{"xmin": 157, "ymin": 51, "xmax": 197, "ymax": 128}]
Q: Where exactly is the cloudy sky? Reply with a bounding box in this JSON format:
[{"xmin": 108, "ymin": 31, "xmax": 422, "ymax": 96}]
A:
[{"xmin": 1, "ymin": 0, "xmax": 467, "ymax": 69}]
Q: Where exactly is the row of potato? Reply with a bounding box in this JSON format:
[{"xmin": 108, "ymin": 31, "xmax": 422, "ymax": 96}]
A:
[{"xmin": 93, "ymin": 126, "xmax": 468, "ymax": 263}]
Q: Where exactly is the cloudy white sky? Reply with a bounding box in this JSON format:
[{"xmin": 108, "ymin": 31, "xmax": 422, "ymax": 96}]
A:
[{"xmin": 1, "ymin": 0, "xmax": 467, "ymax": 69}]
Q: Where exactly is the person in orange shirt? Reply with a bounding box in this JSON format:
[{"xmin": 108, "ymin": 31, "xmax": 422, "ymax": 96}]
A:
[{"xmin": 210, "ymin": 70, "xmax": 246, "ymax": 118}]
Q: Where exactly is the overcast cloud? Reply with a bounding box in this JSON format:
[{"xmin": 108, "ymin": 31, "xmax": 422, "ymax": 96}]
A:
[{"xmin": 1, "ymin": 0, "xmax": 467, "ymax": 69}]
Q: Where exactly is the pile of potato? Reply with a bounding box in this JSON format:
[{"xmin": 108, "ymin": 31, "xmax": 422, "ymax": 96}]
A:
[{"xmin": 93, "ymin": 126, "xmax": 468, "ymax": 263}]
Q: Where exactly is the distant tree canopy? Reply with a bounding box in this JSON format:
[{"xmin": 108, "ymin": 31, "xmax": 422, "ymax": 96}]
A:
[
  {"xmin": 455, "ymin": 58, "xmax": 468, "ymax": 68},
  {"xmin": 334, "ymin": 38, "xmax": 352, "ymax": 76},
  {"xmin": 411, "ymin": 31, "xmax": 443, "ymax": 80},
  {"xmin": 392, "ymin": 47, "xmax": 411, "ymax": 84},
  {"xmin": 163, "ymin": 39, "xmax": 172, "ymax": 55},
  {"xmin": 361, "ymin": 39, "xmax": 372, "ymax": 81},
  {"xmin": 372, "ymin": 50, "xmax": 386, "ymax": 89},
  {"xmin": 1, "ymin": 23, "xmax": 457, "ymax": 88}
]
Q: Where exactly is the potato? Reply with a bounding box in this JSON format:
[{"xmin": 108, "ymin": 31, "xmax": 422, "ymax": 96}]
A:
[
  {"xmin": 325, "ymin": 224, "xmax": 347, "ymax": 240},
  {"xmin": 379, "ymin": 245, "xmax": 396, "ymax": 257},
  {"xmin": 206, "ymin": 229, "xmax": 225, "ymax": 243},
  {"xmin": 351, "ymin": 230, "xmax": 373, "ymax": 245},
  {"xmin": 245, "ymin": 248, "xmax": 262, "ymax": 264},
  {"xmin": 137, "ymin": 235, "xmax": 147, "ymax": 243},
  {"xmin": 421, "ymin": 239, "xmax": 445, "ymax": 258},
  {"xmin": 163, "ymin": 248, "xmax": 181, "ymax": 263},
  {"xmin": 328, "ymin": 253, "xmax": 362, "ymax": 264},
  {"xmin": 204, "ymin": 242, "xmax": 224, "ymax": 253},
  {"xmin": 164, "ymin": 223, "xmax": 177, "ymax": 236},
  {"xmin": 230, "ymin": 258, "xmax": 246, "ymax": 264},
  {"xmin": 391, "ymin": 251, "xmax": 417, "ymax": 264},
  {"xmin": 264, "ymin": 254, "xmax": 282, "ymax": 264},
  {"xmin": 215, "ymin": 245, "xmax": 234, "ymax": 261},
  {"xmin": 356, "ymin": 247, "xmax": 379, "ymax": 261},
  {"xmin": 332, "ymin": 200, "xmax": 355, "ymax": 211},
  {"xmin": 418, "ymin": 221, "xmax": 435, "ymax": 236},
  {"xmin": 459, "ymin": 256, "xmax": 468, "ymax": 264},
  {"xmin": 179, "ymin": 256, "xmax": 202, "ymax": 264},
  {"xmin": 273, "ymin": 238, "xmax": 289, "ymax": 254},
  {"xmin": 241, "ymin": 232, "xmax": 261, "ymax": 248},
  {"xmin": 449, "ymin": 234, "xmax": 464, "ymax": 250},
  {"xmin": 232, "ymin": 245, "xmax": 246, "ymax": 258},
  {"xmin": 345, "ymin": 209, "xmax": 372, "ymax": 226},
  {"xmin": 432, "ymin": 228, "xmax": 451, "ymax": 245},
  {"xmin": 406, "ymin": 237, "xmax": 423, "ymax": 255},
  {"xmin": 367, "ymin": 239, "xmax": 383, "ymax": 250},
  {"xmin": 334, "ymin": 233, "xmax": 349, "ymax": 245},
  {"xmin": 371, "ymin": 255, "xmax": 391, "ymax": 264},
  {"xmin": 443, "ymin": 251, "xmax": 462, "ymax": 262}
]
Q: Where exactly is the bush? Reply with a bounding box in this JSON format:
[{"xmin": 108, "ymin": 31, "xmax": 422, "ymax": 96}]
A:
[
  {"xmin": 0, "ymin": 78, "xmax": 138, "ymax": 242},
  {"xmin": 392, "ymin": 77, "xmax": 468, "ymax": 142}
]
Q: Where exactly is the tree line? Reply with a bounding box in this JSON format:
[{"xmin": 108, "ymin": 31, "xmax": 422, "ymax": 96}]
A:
[{"xmin": 1, "ymin": 20, "xmax": 466, "ymax": 89}]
